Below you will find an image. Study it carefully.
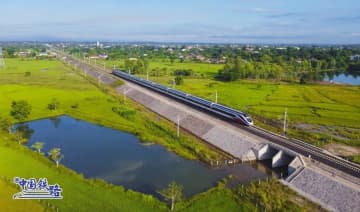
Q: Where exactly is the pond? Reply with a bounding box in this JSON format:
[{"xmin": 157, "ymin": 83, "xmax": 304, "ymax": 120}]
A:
[
  {"xmin": 323, "ymin": 72, "xmax": 360, "ymax": 85},
  {"xmin": 21, "ymin": 115, "xmax": 284, "ymax": 197},
  {"xmin": 303, "ymin": 71, "xmax": 360, "ymax": 85}
]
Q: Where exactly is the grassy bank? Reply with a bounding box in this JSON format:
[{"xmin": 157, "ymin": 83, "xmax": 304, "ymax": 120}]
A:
[
  {"xmin": 0, "ymin": 58, "xmax": 226, "ymax": 162},
  {"xmin": 178, "ymin": 177, "xmax": 324, "ymax": 212},
  {"xmin": 0, "ymin": 134, "xmax": 167, "ymax": 211},
  {"xmin": 0, "ymin": 132, "xmax": 322, "ymax": 211},
  {"xmin": 0, "ymin": 58, "xmax": 323, "ymax": 211}
]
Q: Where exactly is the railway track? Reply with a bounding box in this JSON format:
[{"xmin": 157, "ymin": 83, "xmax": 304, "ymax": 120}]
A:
[
  {"xmin": 54, "ymin": 49, "xmax": 360, "ymax": 179},
  {"xmin": 246, "ymin": 126, "xmax": 360, "ymax": 178}
]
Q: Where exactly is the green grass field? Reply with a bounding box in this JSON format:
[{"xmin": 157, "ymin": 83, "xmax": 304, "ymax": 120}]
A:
[
  {"xmin": 0, "ymin": 137, "xmax": 321, "ymax": 212},
  {"xmin": 0, "ymin": 177, "xmax": 44, "ymax": 212},
  {"xmin": 0, "ymin": 58, "xmax": 225, "ymax": 161},
  {"xmin": 0, "ymin": 58, "xmax": 322, "ymax": 211},
  {"xmin": 105, "ymin": 59, "xmax": 223, "ymax": 77},
  {"xmin": 132, "ymin": 73, "xmax": 360, "ymax": 147}
]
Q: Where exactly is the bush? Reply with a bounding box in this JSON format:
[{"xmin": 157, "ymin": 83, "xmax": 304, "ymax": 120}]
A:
[
  {"xmin": 71, "ymin": 103, "xmax": 79, "ymax": 109},
  {"xmin": 48, "ymin": 98, "xmax": 60, "ymax": 110},
  {"xmin": 175, "ymin": 76, "xmax": 184, "ymax": 85},
  {"xmin": 112, "ymin": 106, "xmax": 136, "ymax": 120},
  {"xmin": 174, "ymin": 69, "xmax": 193, "ymax": 76},
  {"xmin": 10, "ymin": 100, "xmax": 32, "ymax": 121}
]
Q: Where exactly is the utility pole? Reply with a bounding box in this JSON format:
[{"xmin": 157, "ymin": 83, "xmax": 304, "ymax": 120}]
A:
[
  {"xmin": 172, "ymin": 79, "xmax": 175, "ymax": 88},
  {"xmin": 123, "ymin": 89, "xmax": 129, "ymax": 103},
  {"xmin": 146, "ymin": 70, "xmax": 149, "ymax": 81},
  {"xmin": 128, "ymin": 69, "xmax": 131, "ymax": 74},
  {"xmin": 283, "ymin": 108, "xmax": 287, "ymax": 137},
  {"xmin": 177, "ymin": 115, "xmax": 180, "ymax": 138},
  {"xmin": 0, "ymin": 47, "xmax": 5, "ymax": 69},
  {"xmin": 215, "ymin": 90, "xmax": 218, "ymax": 104},
  {"xmin": 97, "ymin": 73, "xmax": 103, "ymax": 86}
]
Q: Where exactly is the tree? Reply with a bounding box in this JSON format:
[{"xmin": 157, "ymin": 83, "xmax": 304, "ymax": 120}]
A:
[
  {"xmin": 14, "ymin": 128, "xmax": 27, "ymax": 144},
  {"xmin": 169, "ymin": 55, "xmax": 176, "ymax": 64},
  {"xmin": 174, "ymin": 76, "xmax": 184, "ymax": 85},
  {"xmin": 48, "ymin": 148, "xmax": 64, "ymax": 168},
  {"xmin": 143, "ymin": 58, "xmax": 149, "ymax": 73},
  {"xmin": 158, "ymin": 181, "xmax": 183, "ymax": 211},
  {"xmin": 0, "ymin": 117, "xmax": 12, "ymax": 134},
  {"xmin": 299, "ymin": 75, "xmax": 306, "ymax": 84},
  {"xmin": 48, "ymin": 98, "xmax": 60, "ymax": 110},
  {"xmin": 31, "ymin": 141, "xmax": 44, "ymax": 153},
  {"xmin": 10, "ymin": 100, "xmax": 32, "ymax": 121},
  {"xmin": 216, "ymin": 58, "xmax": 241, "ymax": 81},
  {"xmin": 13, "ymin": 124, "xmax": 33, "ymax": 144}
]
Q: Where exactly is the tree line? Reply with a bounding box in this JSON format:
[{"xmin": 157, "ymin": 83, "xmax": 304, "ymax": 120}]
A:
[{"xmin": 216, "ymin": 47, "xmax": 360, "ymax": 82}]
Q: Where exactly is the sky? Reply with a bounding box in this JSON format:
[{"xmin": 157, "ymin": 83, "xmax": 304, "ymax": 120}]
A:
[{"xmin": 0, "ymin": 0, "xmax": 360, "ymax": 44}]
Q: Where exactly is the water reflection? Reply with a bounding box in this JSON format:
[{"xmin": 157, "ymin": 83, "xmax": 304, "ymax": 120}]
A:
[
  {"xmin": 22, "ymin": 116, "xmax": 285, "ymax": 197},
  {"xmin": 50, "ymin": 117, "xmax": 61, "ymax": 128},
  {"xmin": 13, "ymin": 124, "xmax": 34, "ymax": 143},
  {"xmin": 301, "ymin": 71, "xmax": 360, "ymax": 85}
]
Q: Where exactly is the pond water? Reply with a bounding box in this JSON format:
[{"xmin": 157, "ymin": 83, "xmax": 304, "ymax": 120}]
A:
[
  {"xmin": 304, "ymin": 71, "xmax": 360, "ymax": 85},
  {"xmin": 323, "ymin": 72, "xmax": 360, "ymax": 85},
  {"xmin": 22, "ymin": 116, "xmax": 284, "ymax": 197}
]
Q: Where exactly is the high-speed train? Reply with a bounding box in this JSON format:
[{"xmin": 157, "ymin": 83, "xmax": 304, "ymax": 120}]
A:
[{"xmin": 112, "ymin": 70, "xmax": 254, "ymax": 126}]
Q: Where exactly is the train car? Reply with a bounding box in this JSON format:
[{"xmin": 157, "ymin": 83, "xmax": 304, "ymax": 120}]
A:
[
  {"xmin": 186, "ymin": 95, "xmax": 212, "ymax": 107},
  {"xmin": 211, "ymin": 104, "xmax": 253, "ymax": 126},
  {"xmin": 233, "ymin": 113, "xmax": 253, "ymax": 126},
  {"xmin": 168, "ymin": 88, "xmax": 187, "ymax": 98},
  {"xmin": 112, "ymin": 69, "xmax": 253, "ymax": 126},
  {"xmin": 152, "ymin": 83, "xmax": 168, "ymax": 92}
]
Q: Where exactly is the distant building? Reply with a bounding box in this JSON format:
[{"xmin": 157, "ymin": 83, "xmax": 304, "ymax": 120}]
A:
[
  {"xmin": 98, "ymin": 54, "xmax": 108, "ymax": 59},
  {"xmin": 16, "ymin": 51, "xmax": 31, "ymax": 57},
  {"xmin": 38, "ymin": 52, "xmax": 48, "ymax": 57},
  {"xmin": 90, "ymin": 54, "xmax": 108, "ymax": 60},
  {"xmin": 350, "ymin": 55, "xmax": 360, "ymax": 61}
]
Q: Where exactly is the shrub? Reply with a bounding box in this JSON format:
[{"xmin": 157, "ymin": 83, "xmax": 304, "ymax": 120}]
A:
[
  {"xmin": 48, "ymin": 98, "xmax": 60, "ymax": 110},
  {"xmin": 175, "ymin": 76, "xmax": 184, "ymax": 85},
  {"xmin": 71, "ymin": 103, "xmax": 79, "ymax": 109},
  {"xmin": 112, "ymin": 106, "xmax": 136, "ymax": 120}
]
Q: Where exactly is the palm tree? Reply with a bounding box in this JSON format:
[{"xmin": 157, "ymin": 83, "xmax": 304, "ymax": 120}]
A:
[
  {"xmin": 48, "ymin": 148, "xmax": 64, "ymax": 168},
  {"xmin": 31, "ymin": 141, "xmax": 44, "ymax": 153},
  {"xmin": 158, "ymin": 181, "xmax": 183, "ymax": 211}
]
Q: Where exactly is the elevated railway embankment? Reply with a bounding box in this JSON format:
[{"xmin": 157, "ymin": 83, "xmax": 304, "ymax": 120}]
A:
[{"xmin": 54, "ymin": 49, "xmax": 360, "ymax": 212}]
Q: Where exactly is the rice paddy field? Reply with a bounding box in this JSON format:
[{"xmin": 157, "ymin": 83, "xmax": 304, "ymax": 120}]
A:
[{"xmin": 108, "ymin": 58, "xmax": 360, "ymax": 148}]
